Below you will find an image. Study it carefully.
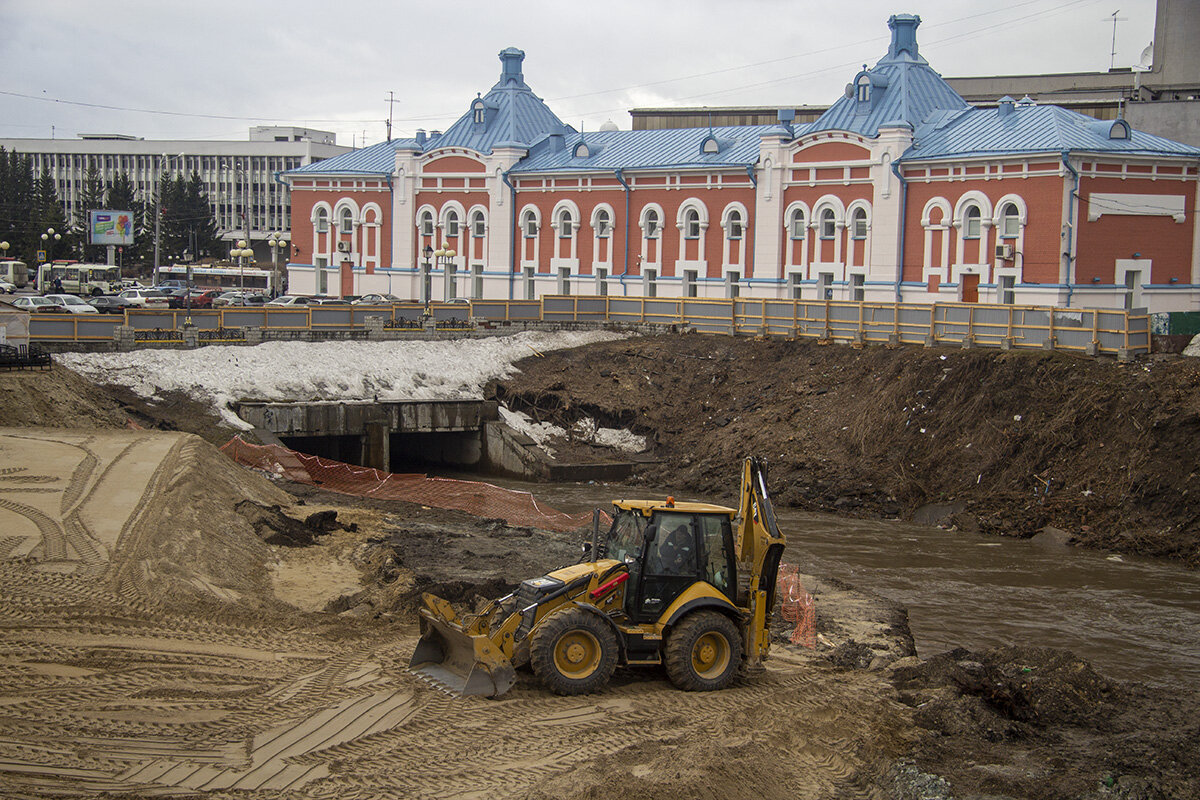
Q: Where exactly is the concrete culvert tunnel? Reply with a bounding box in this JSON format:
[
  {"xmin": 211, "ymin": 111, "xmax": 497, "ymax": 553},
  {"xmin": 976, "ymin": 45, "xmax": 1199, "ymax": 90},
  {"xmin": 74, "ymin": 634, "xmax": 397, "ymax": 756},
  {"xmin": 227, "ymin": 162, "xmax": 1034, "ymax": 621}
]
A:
[{"xmin": 277, "ymin": 429, "xmax": 485, "ymax": 473}]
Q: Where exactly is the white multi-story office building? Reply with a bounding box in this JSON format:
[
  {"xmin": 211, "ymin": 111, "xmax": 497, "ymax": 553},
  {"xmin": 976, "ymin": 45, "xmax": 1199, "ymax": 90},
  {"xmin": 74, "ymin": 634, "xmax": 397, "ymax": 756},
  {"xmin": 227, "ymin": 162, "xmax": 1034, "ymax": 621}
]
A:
[{"xmin": 0, "ymin": 127, "xmax": 350, "ymax": 255}]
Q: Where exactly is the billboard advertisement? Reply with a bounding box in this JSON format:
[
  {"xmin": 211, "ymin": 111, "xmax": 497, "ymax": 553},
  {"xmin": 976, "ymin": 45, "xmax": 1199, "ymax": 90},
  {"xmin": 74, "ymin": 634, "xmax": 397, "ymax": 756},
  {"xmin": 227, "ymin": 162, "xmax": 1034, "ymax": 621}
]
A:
[{"xmin": 88, "ymin": 210, "xmax": 135, "ymax": 246}]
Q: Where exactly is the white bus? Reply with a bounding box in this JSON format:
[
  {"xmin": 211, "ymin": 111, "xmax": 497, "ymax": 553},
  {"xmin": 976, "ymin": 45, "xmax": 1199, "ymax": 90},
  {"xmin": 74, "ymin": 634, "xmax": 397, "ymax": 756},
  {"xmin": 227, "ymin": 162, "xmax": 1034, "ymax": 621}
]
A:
[
  {"xmin": 159, "ymin": 264, "xmax": 275, "ymax": 294},
  {"xmin": 37, "ymin": 262, "xmax": 123, "ymax": 296},
  {"xmin": 0, "ymin": 260, "xmax": 29, "ymax": 288}
]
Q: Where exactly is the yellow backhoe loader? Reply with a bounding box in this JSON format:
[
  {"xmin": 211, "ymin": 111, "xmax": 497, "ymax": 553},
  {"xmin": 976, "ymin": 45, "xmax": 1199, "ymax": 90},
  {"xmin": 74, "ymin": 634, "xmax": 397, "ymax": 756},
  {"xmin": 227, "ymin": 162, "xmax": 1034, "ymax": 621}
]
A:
[{"xmin": 409, "ymin": 457, "xmax": 787, "ymax": 697}]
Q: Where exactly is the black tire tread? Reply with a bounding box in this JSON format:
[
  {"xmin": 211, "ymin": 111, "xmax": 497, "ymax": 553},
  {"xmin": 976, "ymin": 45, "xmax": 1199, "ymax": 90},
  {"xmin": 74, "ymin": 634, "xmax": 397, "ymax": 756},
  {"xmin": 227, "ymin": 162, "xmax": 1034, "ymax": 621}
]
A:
[
  {"xmin": 664, "ymin": 610, "xmax": 743, "ymax": 692},
  {"xmin": 530, "ymin": 606, "xmax": 618, "ymax": 696}
]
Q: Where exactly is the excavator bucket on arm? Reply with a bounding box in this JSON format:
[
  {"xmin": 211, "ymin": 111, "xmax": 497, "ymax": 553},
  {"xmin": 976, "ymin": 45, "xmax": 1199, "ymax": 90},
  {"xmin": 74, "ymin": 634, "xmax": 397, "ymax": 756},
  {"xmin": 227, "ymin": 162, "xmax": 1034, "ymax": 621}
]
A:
[{"xmin": 408, "ymin": 594, "xmax": 516, "ymax": 698}]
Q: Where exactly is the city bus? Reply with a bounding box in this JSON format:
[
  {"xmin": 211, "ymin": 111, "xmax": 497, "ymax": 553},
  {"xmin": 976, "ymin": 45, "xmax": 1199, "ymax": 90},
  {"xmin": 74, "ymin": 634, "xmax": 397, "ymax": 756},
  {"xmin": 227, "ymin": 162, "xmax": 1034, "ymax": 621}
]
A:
[
  {"xmin": 0, "ymin": 260, "xmax": 30, "ymax": 289},
  {"xmin": 158, "ymin": 264, "xmax": 275, "ymax": 294},
  {"xmin": 37, "ymin": 262, "xmax": 123, "ymax": 296}
]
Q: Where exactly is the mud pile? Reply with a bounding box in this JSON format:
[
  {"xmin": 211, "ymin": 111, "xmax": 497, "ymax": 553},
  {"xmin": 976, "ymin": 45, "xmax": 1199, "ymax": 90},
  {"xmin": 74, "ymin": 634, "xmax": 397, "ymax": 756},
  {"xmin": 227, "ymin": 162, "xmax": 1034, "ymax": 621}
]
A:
[
  {"xmin": 891, "ymin": 646, "xmax": 1200, "ymax": 799},
  {"xmin": 495, "ymin": 335, "xmax": 1200, "ymax": 564}
]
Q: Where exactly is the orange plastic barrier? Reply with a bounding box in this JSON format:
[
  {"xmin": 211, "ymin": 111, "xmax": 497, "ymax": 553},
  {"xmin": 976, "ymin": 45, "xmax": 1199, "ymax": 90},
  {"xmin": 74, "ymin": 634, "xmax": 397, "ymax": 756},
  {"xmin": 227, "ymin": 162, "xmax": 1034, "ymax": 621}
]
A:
[
  {"xmin": 221, "ymin": 436, "xmax": 594, "ymax": 533},
  {"xmin": 777, "ymin": 563, "xmax": 816, "ymax": 648}
]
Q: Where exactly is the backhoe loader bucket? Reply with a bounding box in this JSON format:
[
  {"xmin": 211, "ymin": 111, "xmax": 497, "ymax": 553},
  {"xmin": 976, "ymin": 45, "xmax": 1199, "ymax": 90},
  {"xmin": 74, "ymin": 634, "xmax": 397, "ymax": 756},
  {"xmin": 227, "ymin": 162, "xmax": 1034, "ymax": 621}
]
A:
[{"xmin": 408, "ymin": 594, "xmax": 516, "ymax": 698}]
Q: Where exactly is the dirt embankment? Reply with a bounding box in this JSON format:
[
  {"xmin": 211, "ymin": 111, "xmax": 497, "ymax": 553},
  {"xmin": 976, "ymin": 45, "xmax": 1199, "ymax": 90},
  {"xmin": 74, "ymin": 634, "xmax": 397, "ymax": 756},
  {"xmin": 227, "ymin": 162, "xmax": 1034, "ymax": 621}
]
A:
[{"xmin": 494, "ymin": 335, "xmax": 1200, "ymax": 565}]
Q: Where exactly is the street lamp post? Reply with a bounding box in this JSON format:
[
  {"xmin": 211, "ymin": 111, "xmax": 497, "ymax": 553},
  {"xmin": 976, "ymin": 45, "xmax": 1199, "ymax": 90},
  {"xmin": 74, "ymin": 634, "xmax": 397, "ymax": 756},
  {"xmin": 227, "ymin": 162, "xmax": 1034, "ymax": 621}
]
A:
[
  {"xmin": 434, "ymin": 243, "xmax": 457, "ymax": 301},
  {"xmin": 421, "ymin": 244, "xmax": 433, "ymax": 304},
  {"xmin": 267, "ymin": 232, "xmax": 288, "ymax": 298},
  {"xmin": 233, "ymin": 240, "xmax": 254, "ymax": 293}
]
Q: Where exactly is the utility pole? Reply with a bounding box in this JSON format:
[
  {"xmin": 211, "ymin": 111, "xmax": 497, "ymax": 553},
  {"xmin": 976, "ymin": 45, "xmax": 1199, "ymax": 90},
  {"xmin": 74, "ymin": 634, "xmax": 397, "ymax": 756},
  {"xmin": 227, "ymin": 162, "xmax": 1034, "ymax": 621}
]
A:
[{"xmin": 385, "ymin": 91, "xmax": 397, "ymax": 141}]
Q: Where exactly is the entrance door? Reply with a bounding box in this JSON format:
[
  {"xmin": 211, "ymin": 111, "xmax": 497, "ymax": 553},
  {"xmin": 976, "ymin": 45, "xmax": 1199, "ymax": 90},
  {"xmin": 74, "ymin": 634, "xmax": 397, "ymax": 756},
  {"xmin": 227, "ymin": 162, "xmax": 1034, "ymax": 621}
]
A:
[{"xmin": 961, "ymin": 273, "xmax": 979, "ymax": 303}]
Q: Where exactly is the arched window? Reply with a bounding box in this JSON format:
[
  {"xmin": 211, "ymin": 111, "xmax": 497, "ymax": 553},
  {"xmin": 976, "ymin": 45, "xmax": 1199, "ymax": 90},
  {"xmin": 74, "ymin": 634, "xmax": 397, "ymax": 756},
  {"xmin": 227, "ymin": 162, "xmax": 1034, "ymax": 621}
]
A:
[
  {"xmin": 522, "ymin": 210, "xmax": 538, "ymax": 238},
  {"xmin": 820, "ymin": 208, "xmax": 837, "ymax": 239},
  {"xmin": 595, "ymin": 209, "xmax": 611, "ymax": 238},
  {"xmin": 315, "ymin": 207, "xmax": 329, "ymax": 233},
  {"xmin": 645, "ymin": 209, "xmax": 660, "ymax": 238},
  {"xmin": 684, "ymin": 208, "xmax": 701, "ymax": 239},
  {"xmin": 445, "ymin": 209, "xmax": 460, "ymax": 238},
  {"xmin": 339, "ymin": 207, "xmax": 354, "ymax": 234},
  {"xmin": 964, "ymin": 205, "xmax": 982, "ymax": 239},
  {"xmin": 726, "ymin": 209, "xmax": 743, "ymax": 240},
  {"xmin": 999, "ymin": 203, "xmax": 1019, "ymax": 238},
  {"xmin": 789, "ymin": 208, "xmax": 806, "ymax": 240},
  {"xmin": 472, "ymin": 101, "xmax": 485, "ymax": 125},
  {"xmin": 851, "ymin": 207, "xmax": 868, "ymax": 239},
  {"xmin": 558, "ymin": 209, "xmax": 573, "ymax": 238},
  {"xmin": 471, "ymin": 210, "xmax": 486, "ymax": 238},
  {"xmin": 419, "ymin": 210, "xmax": 434, "ymax": 236},
  {"xmin": 856, "ymin": 75, "xmax": 871, "ymax": 103}
]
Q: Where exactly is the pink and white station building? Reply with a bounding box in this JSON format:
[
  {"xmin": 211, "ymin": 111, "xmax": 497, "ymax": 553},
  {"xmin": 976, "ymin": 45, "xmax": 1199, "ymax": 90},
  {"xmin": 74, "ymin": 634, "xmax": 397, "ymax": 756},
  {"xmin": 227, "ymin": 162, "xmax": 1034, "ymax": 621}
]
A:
[{"xmin": 282, "ymin": 15, "xmax": 1200, "ymax": 312}]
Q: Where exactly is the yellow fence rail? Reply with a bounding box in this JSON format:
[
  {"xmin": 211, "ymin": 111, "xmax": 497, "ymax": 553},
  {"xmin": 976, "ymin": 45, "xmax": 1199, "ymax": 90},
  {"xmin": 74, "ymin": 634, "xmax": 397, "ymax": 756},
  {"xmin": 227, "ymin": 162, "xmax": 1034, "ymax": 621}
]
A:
[{"xmin": 28, "ymin": 295, "xmax": 1149, "ymax": 357}]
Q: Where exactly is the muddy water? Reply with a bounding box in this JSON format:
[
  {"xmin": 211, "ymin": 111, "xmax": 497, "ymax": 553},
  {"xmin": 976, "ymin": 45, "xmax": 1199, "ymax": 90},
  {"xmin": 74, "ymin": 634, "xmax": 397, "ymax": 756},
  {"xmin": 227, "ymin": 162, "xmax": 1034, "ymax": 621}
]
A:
[{"xmin": 473, "ymin": 476, "xmax": 1200, "ymax": 688}]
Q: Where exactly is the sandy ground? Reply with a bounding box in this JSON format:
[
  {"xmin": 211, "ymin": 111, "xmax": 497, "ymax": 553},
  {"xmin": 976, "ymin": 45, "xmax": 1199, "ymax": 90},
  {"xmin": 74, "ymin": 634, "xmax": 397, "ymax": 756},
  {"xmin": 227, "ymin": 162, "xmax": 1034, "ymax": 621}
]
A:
[{"xmin": 0, "ymin": 428, "xmax": 915, "ymax": 800}]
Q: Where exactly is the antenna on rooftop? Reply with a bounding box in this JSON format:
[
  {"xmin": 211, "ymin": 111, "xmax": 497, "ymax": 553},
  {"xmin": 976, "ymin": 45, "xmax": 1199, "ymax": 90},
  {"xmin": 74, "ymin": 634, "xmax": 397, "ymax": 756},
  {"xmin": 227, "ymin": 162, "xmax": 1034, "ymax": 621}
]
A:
[{"xmin": 1108, "ymin": 9, "xmax": 1128, "ymax": 71}]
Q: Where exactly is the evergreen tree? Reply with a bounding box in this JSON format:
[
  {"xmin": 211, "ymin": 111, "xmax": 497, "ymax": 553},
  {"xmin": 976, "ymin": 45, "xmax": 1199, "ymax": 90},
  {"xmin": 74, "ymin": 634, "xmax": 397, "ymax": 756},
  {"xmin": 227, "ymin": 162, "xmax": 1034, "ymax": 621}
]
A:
[
  {"xmin": 0, "ymin": 149, "xmax": 37, "ymax": 262},
  {"xmin": 181, "ymin": 170, "xmax": 220, "ymax": 259},
  {"xmin": 33, "ymin": 166, "xmax": 70, "ymax": 263},
  {"xmin": 76, "ymin": 161, "xmax": 107, "ymax": 262}
]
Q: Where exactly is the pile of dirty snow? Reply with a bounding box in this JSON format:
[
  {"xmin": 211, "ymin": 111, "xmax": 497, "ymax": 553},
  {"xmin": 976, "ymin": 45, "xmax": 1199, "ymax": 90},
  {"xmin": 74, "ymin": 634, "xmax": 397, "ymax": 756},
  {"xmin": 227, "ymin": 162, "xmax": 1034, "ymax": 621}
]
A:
[
  {"xmin": 499, "ymin": 407, "xmax": 646, "ymax": 456},
  {"xmin": 58, "ymin": 331, "xmax": 626, "ymax": 430}
]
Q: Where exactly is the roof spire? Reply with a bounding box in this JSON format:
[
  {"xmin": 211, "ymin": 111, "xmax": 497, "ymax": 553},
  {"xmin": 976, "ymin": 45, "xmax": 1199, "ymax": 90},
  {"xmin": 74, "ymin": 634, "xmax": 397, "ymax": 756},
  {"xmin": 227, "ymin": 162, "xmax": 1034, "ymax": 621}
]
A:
[
  {"xmin": 886, "ymin": 14, "xmax": 922, "ymax": 61},
  {"xmin": 498, "ymin": 47, "xmax": 525, "ymax": 87}
]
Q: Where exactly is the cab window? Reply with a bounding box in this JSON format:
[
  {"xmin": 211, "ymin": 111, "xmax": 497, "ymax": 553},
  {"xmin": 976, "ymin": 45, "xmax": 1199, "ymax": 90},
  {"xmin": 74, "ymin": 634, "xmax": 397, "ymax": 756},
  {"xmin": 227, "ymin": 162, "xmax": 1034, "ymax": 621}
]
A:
[
  {"xmin": 646, "ymin": 512, "xmax": 697, "ymax": 576},
  {"xmin": 607, "ymin": 510, "xmax": 646, "ymax": 563},
  {"xmin": 698, "ymin": 514, "xmax": 735, "ymax": 596}
]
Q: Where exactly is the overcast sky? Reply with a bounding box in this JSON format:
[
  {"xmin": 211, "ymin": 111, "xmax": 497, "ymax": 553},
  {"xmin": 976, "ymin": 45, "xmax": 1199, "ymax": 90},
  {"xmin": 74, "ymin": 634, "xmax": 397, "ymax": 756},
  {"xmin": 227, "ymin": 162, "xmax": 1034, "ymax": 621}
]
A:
[{"xmin": 0, "ymin": 0, "xmax": 1158, "ymax": 148}]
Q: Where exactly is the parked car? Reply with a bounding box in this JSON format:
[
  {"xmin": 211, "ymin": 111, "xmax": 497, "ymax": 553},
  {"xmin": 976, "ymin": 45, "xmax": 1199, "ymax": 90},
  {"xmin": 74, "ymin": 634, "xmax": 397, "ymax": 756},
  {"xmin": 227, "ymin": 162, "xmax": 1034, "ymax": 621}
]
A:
[
  {"xmin": 120, "ymin": 279, "xmax": 147, "ymax": 290},
  {"xmin": 265, "ymin": 295, "xmax": 314, "ymax": 307},
  {"xmin": 156, "ymin": 279, "xmax": 193, "ymax": 292},
  {"xmin": 309, "ymin": 297, "xmax": 351, "ymax": 305},
  {"xmin": 214, "ymin": 291, "xmax": 268, "ymax": 307},
  {"xmin": 162, "ymin": 288, "xmax": 194, "ymax": 309},
  {"xmin": 0, "ymin": 280, "xmax": 15, "ymax": 294},
  {"xmin": 118, "ymin": 289, "xmax": 171, "ymax": 308},
  {"xmin": 87, "ymin": 295, "xmax": 138, "ymax": 314},
  {"xmin": 184, "ymin": 289, "xmax": 219, "ymax": 309},
  {"xmin": 43, "ymin": 294, "xmax": 100, "ymax": 314},
  {"xmin": 352, "ymin": 293, "xmax": 404, "ymax": 305},
  {"xmin": 12, "ymin": 297, "xmax": 68, "ymax": 313}
]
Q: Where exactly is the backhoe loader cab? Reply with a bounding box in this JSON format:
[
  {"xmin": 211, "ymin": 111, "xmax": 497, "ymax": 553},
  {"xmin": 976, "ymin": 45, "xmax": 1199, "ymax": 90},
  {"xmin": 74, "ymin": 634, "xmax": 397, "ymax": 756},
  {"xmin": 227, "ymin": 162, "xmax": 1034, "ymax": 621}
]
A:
[{"xmin": 409, "ymin": 457, "xmax": 786, "ymax": 698}]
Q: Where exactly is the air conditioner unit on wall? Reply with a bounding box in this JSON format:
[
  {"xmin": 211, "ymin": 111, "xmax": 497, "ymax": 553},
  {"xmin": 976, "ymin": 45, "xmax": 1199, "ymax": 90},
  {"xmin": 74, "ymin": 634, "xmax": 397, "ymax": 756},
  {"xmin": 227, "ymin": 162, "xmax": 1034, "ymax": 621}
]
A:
[
  {"xmin": 336, "ymin": 241, "xmax": 350, "ymax": 253},
  {"xmin": 995, "ymin": 243, "xmax": 1014, "ymax": 260}
]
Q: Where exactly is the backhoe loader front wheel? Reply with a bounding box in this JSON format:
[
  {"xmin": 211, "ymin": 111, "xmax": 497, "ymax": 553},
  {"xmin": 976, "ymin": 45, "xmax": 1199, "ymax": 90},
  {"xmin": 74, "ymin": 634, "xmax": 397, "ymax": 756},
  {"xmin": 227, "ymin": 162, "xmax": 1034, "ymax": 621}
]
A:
[
  {"xmin": 665, "ymin": 611, "xmax": 743, "ymax": 691},
  {"xmin": 530, "ymin": 607, "xmax": 618, "ymax": 695}
]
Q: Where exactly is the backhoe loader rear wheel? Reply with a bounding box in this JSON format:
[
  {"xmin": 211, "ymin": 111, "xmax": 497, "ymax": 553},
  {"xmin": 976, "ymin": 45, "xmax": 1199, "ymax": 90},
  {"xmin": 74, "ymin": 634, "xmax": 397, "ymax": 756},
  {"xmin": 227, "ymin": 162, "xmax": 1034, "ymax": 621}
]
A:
[
  {"xmin": 665, "ymin": 611, "xmax": 743, "ymax": 691},
  {"xmin": 530, "ymin": 607, "xmax": 618, "ymax": 695}
]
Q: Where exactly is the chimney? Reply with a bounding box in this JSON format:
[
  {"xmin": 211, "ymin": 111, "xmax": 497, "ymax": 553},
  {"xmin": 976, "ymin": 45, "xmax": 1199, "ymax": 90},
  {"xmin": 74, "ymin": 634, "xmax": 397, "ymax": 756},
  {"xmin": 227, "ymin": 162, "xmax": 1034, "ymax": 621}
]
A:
[
  {"xmin": 997, "ymin": 96, "xmax": 1015, "ymax": 117},
  {"xmin": 415, "ymin": 129, "xmax": 427, "ymax": 146},
  {"xmin": 777, "ymin": 108, "xmax": 795, "ymax": 136},
  {"xmin": 887, "ymin": 14, "xmax": 921, "ymax": 60}
]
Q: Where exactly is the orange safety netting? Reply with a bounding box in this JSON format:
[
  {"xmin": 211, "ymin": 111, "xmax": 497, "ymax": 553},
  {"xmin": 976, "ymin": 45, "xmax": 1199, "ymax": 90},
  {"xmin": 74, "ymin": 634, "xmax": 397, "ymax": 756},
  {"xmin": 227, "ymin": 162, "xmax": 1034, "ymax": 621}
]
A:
[
  {"xmin": 777, "ymin": 563, "xmax": 816, "ymax": 648},
  {"xmin": 220, "ymin": 436, "xmax": 594, "ymax": 533}
]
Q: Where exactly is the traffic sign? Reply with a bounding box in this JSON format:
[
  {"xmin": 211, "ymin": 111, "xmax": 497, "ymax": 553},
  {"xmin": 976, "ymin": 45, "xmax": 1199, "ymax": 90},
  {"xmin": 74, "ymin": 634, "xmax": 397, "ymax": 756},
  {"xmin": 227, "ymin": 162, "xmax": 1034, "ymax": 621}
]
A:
[{"xmin": 36, "ymin": 250, "xmax": 46, "ymax": 262}]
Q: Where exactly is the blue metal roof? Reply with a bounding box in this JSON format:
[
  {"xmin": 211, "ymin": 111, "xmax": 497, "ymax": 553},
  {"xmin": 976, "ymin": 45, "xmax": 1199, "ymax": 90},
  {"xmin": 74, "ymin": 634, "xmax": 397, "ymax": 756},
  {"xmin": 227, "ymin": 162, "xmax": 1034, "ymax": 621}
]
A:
[
  {"xmin": 905, "ymin": 103, "xmax": 1200, "ymax": 161},
  {"xmin": 285, "ymin": 139, "xmax": 413, "ymax": 177},
  {"xmin": 510, "ymin": 124, "xmax": 782, "ymax": 173},
  {"xmin": 430, "ymin": 48, "xmax": 571, "ymax": 154},
  {"xmin": 809, "ymin": 15, "xmax": 968, "ymax": 138}
]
